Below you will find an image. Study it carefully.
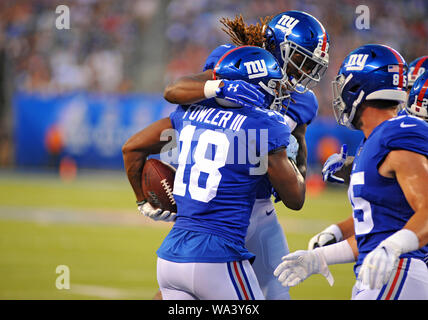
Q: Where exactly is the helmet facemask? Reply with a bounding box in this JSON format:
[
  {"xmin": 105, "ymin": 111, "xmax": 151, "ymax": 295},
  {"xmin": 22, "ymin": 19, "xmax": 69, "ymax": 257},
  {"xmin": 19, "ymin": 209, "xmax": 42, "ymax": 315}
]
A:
[
  {"xmin": 281, "ymin": 40, "xmax": 329, "ymax": 93},
  {"xmin": 332, "ymin": 73, "xmax": 363, "ymax": 130},
  {"xmin": 258, "ymin": 77, "xmax": 290, "ymax": 112}
]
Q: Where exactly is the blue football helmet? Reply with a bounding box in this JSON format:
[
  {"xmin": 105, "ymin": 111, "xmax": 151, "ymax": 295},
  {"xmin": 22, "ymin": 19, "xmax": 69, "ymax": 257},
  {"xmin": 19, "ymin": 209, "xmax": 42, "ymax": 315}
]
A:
[
  {"xmin": 406, "ymin": 69, "xmax": 428, "ymax": 121},
  {"xmin": 407, "ymin": 56, "xmax": 428, "ymax": 89},
  {"xmin": 332, "ymin": 44, "xmax": 408, "ymax": 129},
  {"xmin": 213, "ymin": 45, "xmax": 288, "ymax": 111},
  {"xmin": 264, "ymin": 10, "xmax": 330, "ymax": 93}
]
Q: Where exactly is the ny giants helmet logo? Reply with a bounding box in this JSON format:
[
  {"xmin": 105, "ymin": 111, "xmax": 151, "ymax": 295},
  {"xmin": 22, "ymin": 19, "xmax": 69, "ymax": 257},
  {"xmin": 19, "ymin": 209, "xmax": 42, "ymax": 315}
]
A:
[
  {"xmin": 243, "ymin": 59, "xmax": 268, "ymax": 79},
  {"xmin": 275, "ymin": 15, "xmax": 300, "ymax": 36},
  {"xmin": 345, "ymin": 54, "xmax": 369, "ymax": 71}
]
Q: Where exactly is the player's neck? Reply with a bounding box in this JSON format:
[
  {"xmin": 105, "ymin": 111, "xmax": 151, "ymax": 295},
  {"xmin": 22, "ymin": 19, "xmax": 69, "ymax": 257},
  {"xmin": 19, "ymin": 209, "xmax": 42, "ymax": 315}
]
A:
[{"xmin": 360, "ymin": 107, "xmax": 397, "ymax": 138}]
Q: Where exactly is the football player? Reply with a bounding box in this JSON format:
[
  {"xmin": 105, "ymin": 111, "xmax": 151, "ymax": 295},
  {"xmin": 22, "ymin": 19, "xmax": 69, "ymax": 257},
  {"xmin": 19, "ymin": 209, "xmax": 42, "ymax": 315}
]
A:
[
  {"xmin": 122, "ymin": 46, "xmax": 306, "ymax": 299},
  {"xmin": 147, "ymin": 11, "xmax": 329, "ymax": 300},
  {"xmin": 274, "ymin": 44, "xmax": 428, "ymax": 300},
  {"xmin": 310, "ymin": 55, "xmax": 428, "ymax": 250}
]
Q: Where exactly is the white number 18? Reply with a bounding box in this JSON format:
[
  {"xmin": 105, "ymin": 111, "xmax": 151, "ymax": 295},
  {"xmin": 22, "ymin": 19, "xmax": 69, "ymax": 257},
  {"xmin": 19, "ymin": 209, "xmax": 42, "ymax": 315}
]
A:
[{"xmin": 174, "ymin": 125, "xmax": 230, "ymax": 203}]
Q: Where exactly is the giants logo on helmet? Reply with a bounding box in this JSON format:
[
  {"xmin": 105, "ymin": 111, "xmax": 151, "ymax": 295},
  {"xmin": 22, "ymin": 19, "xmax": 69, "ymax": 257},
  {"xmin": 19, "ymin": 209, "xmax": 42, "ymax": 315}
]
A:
[
  {"xmin": 275, "ymin": 15, "xmax": 300, "ymax": 35},
  {"xmin": 243, "ymin": 59, "xmax": 268, "ymax": 79},
  {"xmin": 345, "ymin": 54, "xmax": 369, "ymax": 71}
]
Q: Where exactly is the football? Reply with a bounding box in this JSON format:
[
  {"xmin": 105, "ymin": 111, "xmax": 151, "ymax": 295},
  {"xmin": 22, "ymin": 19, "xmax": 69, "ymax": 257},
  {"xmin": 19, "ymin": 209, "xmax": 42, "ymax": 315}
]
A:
[{"xmin": 141, "ymin": 159, "xmax": 177, "ymax": 212}]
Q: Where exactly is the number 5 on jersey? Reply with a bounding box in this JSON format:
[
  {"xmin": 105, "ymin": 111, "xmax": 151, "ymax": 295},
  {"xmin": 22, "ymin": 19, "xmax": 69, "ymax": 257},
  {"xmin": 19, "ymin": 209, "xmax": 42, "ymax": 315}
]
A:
[
  {"xmin": 174, "ymin": 125, "xmax": 230, "ymax": 203},
  {"xmin": 349, "ymin": 171, "xmax": 374, "ymax": 235}
]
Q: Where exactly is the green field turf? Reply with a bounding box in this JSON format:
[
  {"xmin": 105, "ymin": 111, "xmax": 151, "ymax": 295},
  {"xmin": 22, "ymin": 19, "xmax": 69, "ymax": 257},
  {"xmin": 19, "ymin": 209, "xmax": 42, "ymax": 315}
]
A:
[{"xmin": 0, "ymin": 170, "xmax": 356, "ymax": 300}]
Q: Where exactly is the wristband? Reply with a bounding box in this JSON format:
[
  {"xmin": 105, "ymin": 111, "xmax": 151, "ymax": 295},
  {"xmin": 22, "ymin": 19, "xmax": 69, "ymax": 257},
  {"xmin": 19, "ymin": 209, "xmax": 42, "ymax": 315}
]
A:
[
  {"xmin": 381, "ymin": 229, "xmax": 419, "ymax": 254},
  {"xmin": 323, "ymin": 224, "xmax": 344, "ymax": 242},
  {"xmin": 204, "ymin": 80, "xmax": 222, "ymax": 98},
  {"xmin": 315, "ymin": 239, "xmax": 356, "ymax": 265}
]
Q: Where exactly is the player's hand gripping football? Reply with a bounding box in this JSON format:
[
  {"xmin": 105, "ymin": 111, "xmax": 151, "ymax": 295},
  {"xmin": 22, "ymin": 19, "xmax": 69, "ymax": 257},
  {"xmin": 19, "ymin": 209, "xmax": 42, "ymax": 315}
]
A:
[
  {"xmin": 322, "ymin": 144, "xmax": 348, "ymax": 183},
  {"xmin": 274, "ymin": 249, "xmax": 334, "ymax": 287},
  {"xmin": 216, "ymin": 80, "xmax": 268, "ymax": 108},
  {"xmin": 137, "ymin": 201, "xmax": 177, "ymax": 222}
]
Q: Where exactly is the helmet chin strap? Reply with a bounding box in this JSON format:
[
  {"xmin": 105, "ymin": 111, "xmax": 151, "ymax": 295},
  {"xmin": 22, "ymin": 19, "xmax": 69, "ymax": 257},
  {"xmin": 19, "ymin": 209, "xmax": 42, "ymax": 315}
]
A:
[
  {"xmin": 258, "ymin": 81, "xmax": 275, "ymax": 96},
  {"xmin": 258, "ymin": 80, "xmax": 289, "ymax": 111},
  {"xmin": 345, "ymin": 90, "xmax": 365, "ymax": 130}
]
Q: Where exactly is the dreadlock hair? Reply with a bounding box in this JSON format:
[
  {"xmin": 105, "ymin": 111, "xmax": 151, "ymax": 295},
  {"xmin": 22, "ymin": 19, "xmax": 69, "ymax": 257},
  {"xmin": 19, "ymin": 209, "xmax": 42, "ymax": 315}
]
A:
[{"xmin": 219, "ymin": 15, "xmax": 273, "ymax": 50}]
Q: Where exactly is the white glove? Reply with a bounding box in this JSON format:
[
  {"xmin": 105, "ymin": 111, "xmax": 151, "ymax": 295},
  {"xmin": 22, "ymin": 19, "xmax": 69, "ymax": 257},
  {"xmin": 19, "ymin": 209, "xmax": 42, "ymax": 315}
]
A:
[
  {"xmin": 274, "ymin": 249, "xmax": 334, "ymax": 287},
  {"xmin": 286, "ymin": 134, "xmax": 299, "ymax": 163},
  {"xmin": 359, "ymin": 242, "xmax": 401, "ymax": 290},
  {"xmin": 138, "ymin": 202, "xmax": 177, "ymax": 222},
  {"xmin": 359, "ymin": 229, "xmax": 419, "ymax": 289},
  {"xmin": 322, "ymin": 144, "xmax": 348, "ymax": 183},
  {"xmin": 308, "ymin": 224, "xmax": 343, "ymax": 250}
]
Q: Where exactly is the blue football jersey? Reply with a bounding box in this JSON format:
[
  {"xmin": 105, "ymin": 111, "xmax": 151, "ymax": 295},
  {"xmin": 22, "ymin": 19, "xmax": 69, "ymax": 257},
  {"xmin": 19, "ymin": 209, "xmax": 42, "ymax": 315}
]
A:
[
  {"xmin": 157, "ymin": 98, "xmax": 291, "ymax": 263},
  {"xmin": 349, "ymin": 115, "xmax": 428, "ymax": 274},
  {"xmin": 285, "ymin": 89, "xmax": 319, "ymax": 129}
]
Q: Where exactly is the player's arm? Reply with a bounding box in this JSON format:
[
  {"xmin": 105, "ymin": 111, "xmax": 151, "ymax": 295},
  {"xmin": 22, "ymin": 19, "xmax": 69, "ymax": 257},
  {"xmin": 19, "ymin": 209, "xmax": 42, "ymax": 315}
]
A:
[
  {"xmin": 308, "ymin": 215, "xmax": 355, "ymax": 249},
  {"xmin": 164, "ymin": 70, "xmax": 213, "ymax": 104},
  {"xmin": 122, "ymin": 118, "xmax": 174, "ymax": 202},
  {"xmin": 274, "ymin": 235, "xmax": 358, "ymax": 287},
  {"xmin": 336, "ymin": 216, "xmax": 355, "ymax": 239},
  {"xmin": 292, "ymin": 124, "xmax": 308, "ymax": 178},
  {"xmin": 359, "ymin": 149, "xmax": 428, "ymax": 289},
  {"xmin": 267, "ymin": 148, "xmax": 306, "ymax": 210},
  {"xmin": 322, "ymin": 143, "xmax": 354, "ymax": 184},
  {"xmin": 163, "ymin": 70, "xmax": 267, "ymax": 108},
  {"xmin": 379, "ymin": 149, "xmax": 428, "ymax": 246},
  {"xmin": 330, "ymin": 156, "xmax": 354, "ymax": 184}
]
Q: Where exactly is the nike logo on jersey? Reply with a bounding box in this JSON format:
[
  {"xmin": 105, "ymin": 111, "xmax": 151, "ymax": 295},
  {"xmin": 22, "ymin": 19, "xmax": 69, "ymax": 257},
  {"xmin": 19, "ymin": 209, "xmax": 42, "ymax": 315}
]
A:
[
  {"xmin": 400, "ymin": 122, "xmax": 417, "ymax": 128},
  {"xmin": 266, "ymin": 209, "xmax": 274, "ymax": 216}
]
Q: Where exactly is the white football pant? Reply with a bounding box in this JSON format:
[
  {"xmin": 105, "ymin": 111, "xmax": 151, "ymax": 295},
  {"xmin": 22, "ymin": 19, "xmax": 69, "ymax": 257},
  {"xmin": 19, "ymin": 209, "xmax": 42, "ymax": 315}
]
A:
[
  {"xmin": 157, "ymin": 258, "xmax": 265, "ymax": 300},
  {"xmin": 246, "ymin": 198, "xmax": 291, "ymax": 300},
  {"xmin": 352, "ymin": 257, "xmax": 428, "ymax": 300}
]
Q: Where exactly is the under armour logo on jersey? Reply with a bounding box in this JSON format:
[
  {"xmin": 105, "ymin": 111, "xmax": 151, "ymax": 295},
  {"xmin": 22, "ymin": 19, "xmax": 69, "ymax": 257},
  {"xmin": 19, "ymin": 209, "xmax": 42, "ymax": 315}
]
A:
[
  {"xmin": 345, "ymin": 54, "xmax": 369, "ymax": 71},
  {"xmin": 243, "ymin": 59, "xmax": 268, "ymax": 79},
  {"xmin": 275, "ymin": 15, "xmax": 300, "ymax": 35},
  {"xmin": 227, "ymin": 83, "xmax": 240, "ymax": 92}
]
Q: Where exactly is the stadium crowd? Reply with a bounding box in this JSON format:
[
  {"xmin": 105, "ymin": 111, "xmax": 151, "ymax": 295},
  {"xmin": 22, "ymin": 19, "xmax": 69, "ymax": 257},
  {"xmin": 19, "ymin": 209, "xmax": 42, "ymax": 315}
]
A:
[{"xmin": 0, "ymin": 0, "xmax": 427, "ymax": 117}]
